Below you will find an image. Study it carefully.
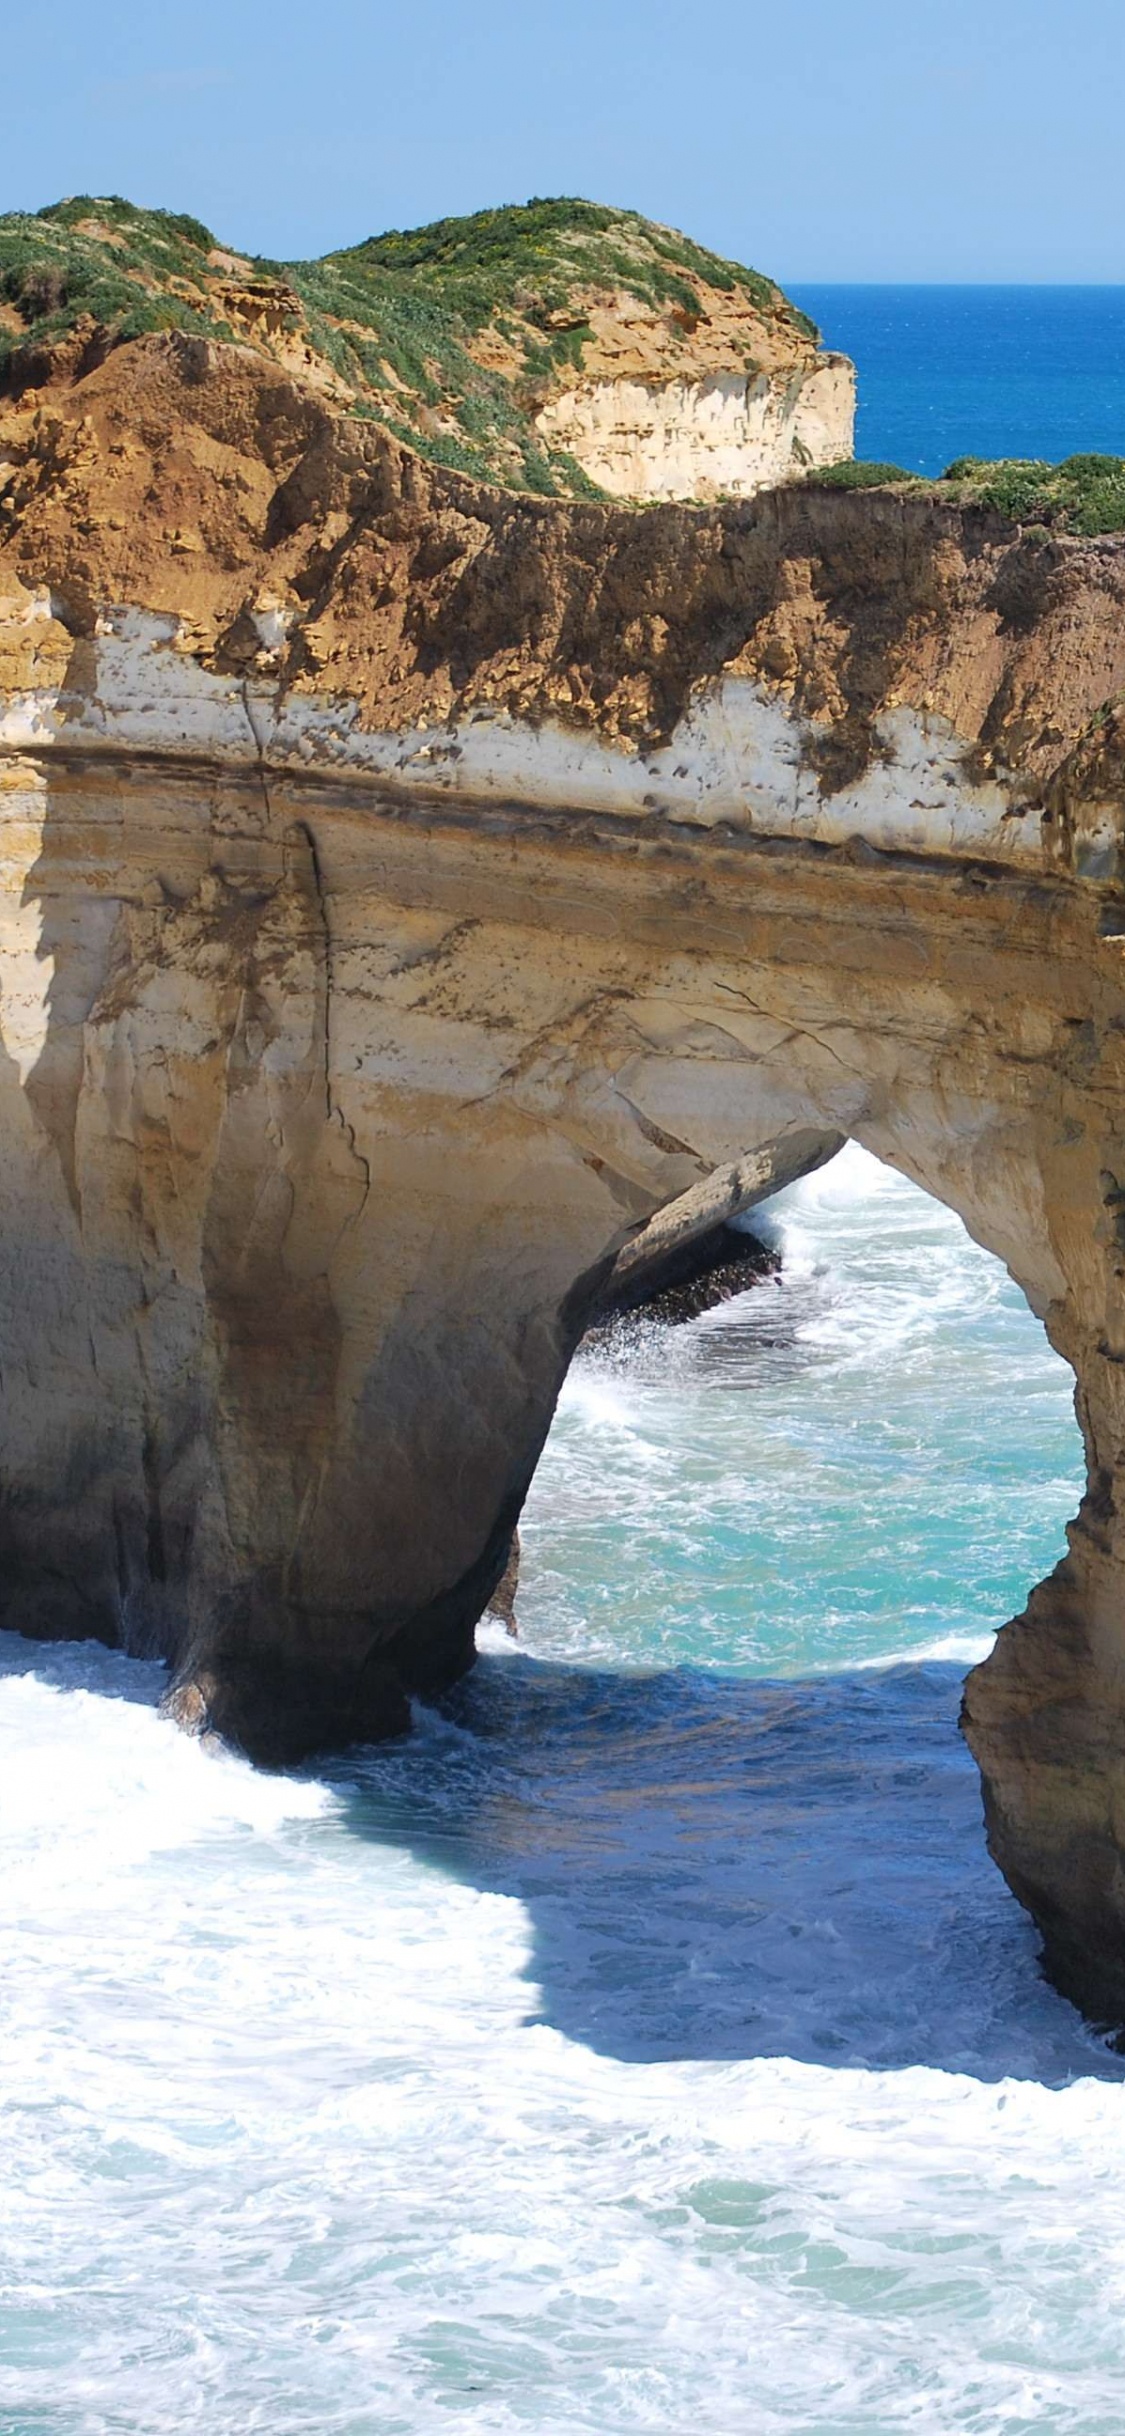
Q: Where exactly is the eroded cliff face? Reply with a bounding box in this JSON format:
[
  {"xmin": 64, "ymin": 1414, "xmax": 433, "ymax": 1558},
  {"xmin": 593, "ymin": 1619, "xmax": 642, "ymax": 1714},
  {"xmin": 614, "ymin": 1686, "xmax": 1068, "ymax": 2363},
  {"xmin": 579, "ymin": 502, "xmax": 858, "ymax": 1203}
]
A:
[
  {"xmin": 535, "ymin": 355, "xmax": 854, "ymax": 501},
  {"xmin": 4, "ymin": 336, "xmax": 1125, "ymax": 2014}
]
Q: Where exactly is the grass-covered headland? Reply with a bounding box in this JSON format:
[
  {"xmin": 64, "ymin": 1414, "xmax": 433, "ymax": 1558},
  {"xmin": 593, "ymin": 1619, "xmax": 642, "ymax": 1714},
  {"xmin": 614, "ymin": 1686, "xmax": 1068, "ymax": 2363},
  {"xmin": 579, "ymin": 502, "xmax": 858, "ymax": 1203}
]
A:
[
  {"xmin": 3, "ymin": 194, "xmax": 1124, "ymax": 533},
  {"xmin": 0, "ymin": 193, "xmax": 816, "ymax": 500}
]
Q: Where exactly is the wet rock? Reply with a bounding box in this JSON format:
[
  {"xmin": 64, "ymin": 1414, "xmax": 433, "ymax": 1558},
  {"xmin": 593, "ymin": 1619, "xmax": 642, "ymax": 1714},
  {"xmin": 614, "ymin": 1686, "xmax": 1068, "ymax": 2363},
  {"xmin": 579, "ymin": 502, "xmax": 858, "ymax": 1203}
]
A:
[{"xmin": 590, "ymin": 1220, "xmax": 779, "ymax": 1330}]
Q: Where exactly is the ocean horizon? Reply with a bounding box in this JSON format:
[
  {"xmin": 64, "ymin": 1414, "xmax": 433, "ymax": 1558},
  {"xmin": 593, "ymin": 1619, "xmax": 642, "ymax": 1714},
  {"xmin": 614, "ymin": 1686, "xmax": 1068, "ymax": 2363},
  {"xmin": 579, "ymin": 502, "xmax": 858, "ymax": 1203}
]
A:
[{"xmin": 790, "ymin": 282, "xmax": 1125, "ymax": 474}]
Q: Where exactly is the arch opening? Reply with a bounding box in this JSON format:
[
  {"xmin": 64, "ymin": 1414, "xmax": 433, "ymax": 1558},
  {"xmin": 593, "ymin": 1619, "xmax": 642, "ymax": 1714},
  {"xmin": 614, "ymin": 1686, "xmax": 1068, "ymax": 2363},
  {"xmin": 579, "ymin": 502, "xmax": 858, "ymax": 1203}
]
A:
[
  {"xmin": 450, "ymin": 1140, "xmax": 1093, "ymax": 2069},
  {"xmin": 518, "ymin": 1141, "xmax": 1082, "ymax": 1688}
]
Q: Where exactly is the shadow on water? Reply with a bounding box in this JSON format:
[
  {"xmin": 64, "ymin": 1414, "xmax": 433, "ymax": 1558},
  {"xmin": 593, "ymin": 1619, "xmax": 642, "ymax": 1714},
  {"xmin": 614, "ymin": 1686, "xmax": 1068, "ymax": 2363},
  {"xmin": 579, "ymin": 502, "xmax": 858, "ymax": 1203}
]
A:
[
  {"xmin": 320, "ymin": 1642, "xmax": 1124, "ymax": 2088},
  {"xmin": 4, "ymin": 1630, "xmax": 1119, "ymax": 2089}
]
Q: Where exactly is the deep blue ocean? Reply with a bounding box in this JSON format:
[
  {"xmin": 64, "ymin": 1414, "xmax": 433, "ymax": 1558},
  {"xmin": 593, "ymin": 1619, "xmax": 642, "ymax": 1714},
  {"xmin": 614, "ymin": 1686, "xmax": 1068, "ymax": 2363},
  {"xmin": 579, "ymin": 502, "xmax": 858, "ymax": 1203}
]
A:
[{"xmin": 791, "ymin": 285, "xmax": 1125, "ymax": 473}]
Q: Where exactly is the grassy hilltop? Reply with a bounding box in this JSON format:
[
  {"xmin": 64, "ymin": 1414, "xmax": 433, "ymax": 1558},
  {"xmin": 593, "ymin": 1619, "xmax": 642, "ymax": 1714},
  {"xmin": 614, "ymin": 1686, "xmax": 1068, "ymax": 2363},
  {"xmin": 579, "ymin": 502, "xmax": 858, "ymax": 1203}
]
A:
[
  {"xmin": 2, "ymin": 193, "xmax": 1123, "ymax": 530},
  {"xmin": 0, "ymin": 194, "xmax": 820, "ymax": 499},
  {"xmin": 816, "ymin": 451, "xmax": 1125, "ymax": 537}
]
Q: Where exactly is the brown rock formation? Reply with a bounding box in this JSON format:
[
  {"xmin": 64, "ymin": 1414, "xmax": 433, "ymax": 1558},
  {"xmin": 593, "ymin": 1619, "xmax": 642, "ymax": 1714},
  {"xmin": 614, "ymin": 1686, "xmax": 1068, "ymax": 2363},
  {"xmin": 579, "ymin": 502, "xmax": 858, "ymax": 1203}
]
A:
[
  {"xmin": 4, "ymin": 334, "xmax": 1125, "ymax": 2016},
  {"xmin": 0, "ymin": 193, "xmax": 852, "ymax": 502}
]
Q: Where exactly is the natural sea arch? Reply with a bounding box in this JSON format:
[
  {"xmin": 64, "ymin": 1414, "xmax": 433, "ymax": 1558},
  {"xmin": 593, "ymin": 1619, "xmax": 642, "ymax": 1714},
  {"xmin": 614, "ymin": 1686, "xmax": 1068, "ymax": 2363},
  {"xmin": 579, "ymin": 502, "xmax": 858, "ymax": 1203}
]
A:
[
  {"xmin": 522, "ymin": 1140, "xmax": 1083, "ymax": 1681},
  {"xmin": 2, "ymin": 733, "xmax": 1125, "ymax": 2023}
]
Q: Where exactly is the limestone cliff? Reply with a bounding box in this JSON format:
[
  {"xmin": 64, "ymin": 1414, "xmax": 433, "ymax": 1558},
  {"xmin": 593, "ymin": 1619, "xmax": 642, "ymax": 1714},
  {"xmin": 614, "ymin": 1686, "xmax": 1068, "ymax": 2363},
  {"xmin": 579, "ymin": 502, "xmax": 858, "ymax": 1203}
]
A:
[
  {"xmin": 6, "ymin": 324, "xmax": 1125, "ymax": 2021},
  {"xmin": 535, "ymin": 355, "xmax": 854, "ymax": 501}
]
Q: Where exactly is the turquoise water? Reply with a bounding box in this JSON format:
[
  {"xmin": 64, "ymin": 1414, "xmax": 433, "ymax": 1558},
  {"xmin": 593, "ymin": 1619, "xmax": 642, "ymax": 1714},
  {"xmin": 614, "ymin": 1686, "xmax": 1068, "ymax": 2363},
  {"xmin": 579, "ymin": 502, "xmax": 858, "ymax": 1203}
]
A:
[
  {"xmin": 5, "ymin": 1150, "xmax": 1121, "ymax": 2436},
  {"xmin": 790, "ymin": 286, "xmax": 1125, "ymax": 475}
]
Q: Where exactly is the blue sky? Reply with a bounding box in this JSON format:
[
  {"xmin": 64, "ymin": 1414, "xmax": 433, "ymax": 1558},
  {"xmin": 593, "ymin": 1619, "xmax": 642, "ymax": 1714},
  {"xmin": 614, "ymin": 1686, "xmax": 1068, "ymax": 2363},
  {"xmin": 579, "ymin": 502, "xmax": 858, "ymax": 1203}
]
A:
[{"xmin": 6, "ymin": 0, "xmax": 1123, "ymax": 282}]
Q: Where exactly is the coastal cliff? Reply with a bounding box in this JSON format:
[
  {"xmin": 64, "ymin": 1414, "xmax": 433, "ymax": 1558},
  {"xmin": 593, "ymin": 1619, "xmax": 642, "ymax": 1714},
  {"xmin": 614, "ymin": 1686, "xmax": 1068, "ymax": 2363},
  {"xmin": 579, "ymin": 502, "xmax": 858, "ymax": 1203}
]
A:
[
  {"xmin": 4, "ymin": 219, "xmax": 1125, "ymax": 2016},
  {"xmin": 0, "ymin": 194, "xmax": 853, "ymax": 503}
]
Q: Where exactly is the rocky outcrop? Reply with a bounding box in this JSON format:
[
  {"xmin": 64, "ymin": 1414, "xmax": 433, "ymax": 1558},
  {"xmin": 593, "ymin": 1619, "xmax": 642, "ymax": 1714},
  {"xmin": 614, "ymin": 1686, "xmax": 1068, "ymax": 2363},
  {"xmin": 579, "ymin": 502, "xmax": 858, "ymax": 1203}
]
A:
[
  {"xmin": 535, "ymin": 355, "xmax": 854, "ymax": 501},
  {"xmin": 596, "ymin": 1134, "xmax": 840, "ymax": 1307},
  {"xmin": 592, "ymin": 1222, "xmax": 777, "ymax": 1328},
  {"xmin": 6, "ymin": 333, "xmax": 1125, "ymax": 2014}
]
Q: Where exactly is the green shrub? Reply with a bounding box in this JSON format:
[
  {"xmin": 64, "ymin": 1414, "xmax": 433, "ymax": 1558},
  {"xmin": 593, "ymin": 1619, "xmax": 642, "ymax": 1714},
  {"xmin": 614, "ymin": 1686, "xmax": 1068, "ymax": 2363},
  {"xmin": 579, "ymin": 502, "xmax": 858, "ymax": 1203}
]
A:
[
  {"xmin": 941, "ymin": 453, "xmax": 1125, "ymax": 534},
  {"xmin": 804, "ymin": 454, "xmax": 1125, "ymax": 536}
]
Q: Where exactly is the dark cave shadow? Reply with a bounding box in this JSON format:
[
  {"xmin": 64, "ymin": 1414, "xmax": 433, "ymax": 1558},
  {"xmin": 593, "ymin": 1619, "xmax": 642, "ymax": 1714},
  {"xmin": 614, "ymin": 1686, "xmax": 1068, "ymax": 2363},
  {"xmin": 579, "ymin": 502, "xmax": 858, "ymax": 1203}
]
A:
[{"xmin": 321, "ymin": 1641, "xmax": 1124, "ymax": 2087}]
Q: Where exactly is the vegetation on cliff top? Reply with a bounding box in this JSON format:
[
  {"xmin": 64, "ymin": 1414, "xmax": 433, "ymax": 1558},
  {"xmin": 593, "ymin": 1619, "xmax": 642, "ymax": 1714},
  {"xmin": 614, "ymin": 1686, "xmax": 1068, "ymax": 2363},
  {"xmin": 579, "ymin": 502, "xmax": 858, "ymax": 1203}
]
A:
[
  {"xmin": 813, "ymin": 453, "xmax": 1125, "ymax": 535},
  {"xmin": 3, "ymin": 195, "xmax": 1123, "ymax": 534},
  {"xmin": 0, "ymin": 193, "xmax": 817, "ymax": 499},
  {"xmin": 941, "ymin": 454, "xmax": 1125, "ymax": 536}
]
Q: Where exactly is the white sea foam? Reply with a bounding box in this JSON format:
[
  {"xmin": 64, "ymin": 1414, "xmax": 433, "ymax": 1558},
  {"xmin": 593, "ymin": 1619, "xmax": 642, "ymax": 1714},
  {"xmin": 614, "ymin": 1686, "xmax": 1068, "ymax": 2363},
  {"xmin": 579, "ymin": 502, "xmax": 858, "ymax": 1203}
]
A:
[
  {"xmin": 848, "ymin": 1627, "xmax": 997, "ymax": 1670},
  {"xmin": 2, "ymin": 1151, "xmax": 1111, "ymax": 2435}
]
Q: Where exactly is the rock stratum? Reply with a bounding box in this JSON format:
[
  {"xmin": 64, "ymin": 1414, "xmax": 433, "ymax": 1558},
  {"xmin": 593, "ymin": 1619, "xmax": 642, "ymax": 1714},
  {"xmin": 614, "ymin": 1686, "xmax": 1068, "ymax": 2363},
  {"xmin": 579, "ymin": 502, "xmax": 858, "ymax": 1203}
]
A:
[{"xmin": 4, "ymin": 233, "xmax": 1125, "ymax": 2020}]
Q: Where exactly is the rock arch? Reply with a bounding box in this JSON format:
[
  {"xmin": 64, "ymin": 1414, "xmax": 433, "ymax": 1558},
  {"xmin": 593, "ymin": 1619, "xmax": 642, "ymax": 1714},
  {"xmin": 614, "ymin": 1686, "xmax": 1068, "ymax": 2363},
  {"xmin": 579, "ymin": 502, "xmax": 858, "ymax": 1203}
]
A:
[
  {"xmin": 1, "ymin": 711, "xmax": 1124, "ymax": 2014},
  {"xmin": 3, "ymin": 353, "xmax": 1125, "ymax": 2012}
]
